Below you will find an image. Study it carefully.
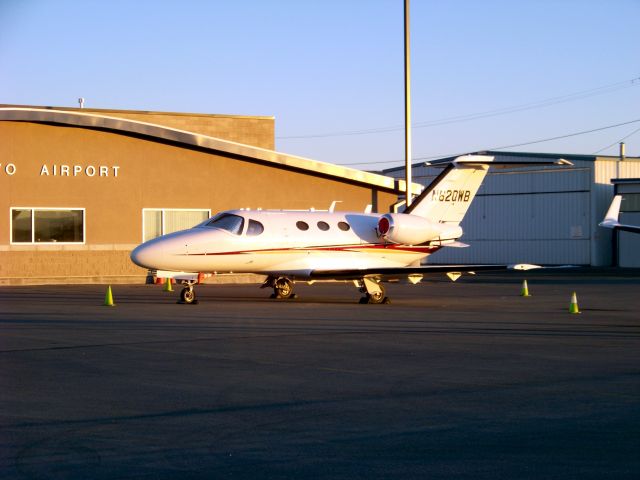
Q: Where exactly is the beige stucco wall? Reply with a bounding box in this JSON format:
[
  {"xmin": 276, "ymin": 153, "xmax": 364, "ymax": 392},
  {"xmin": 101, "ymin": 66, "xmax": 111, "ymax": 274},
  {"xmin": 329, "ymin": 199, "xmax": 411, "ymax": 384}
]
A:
[{"xmin": 0, "ymin": 120, "xmax": 397, "ymax": 284}]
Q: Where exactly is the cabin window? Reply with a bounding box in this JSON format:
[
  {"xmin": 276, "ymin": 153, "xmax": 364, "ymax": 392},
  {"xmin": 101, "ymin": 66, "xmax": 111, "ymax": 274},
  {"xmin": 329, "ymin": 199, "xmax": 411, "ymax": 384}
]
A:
[
  {"xmin": 317, "ymin": 221, "xmax": 330, "ymax": 231},
  {"xmin": 338, "ymin": 221, "xmax": 351, "ymax": 231},
  {"xmin": 247, "ymin": 219, "xmax": 264, "ymax": 236},
  {"xmin": 204, "ymin": 213, "xmax": 245, "ymax": 235},
  {"xmin": 296, "ymin": 221, "xmax": 309, "ymax": 231},
  {"xmin": 11, "ymin": 208, "xmax": 84, "ymax": 244},
  {"xmin": 143, "ymin": 208, "xmax": 210, "ymax": 241}
]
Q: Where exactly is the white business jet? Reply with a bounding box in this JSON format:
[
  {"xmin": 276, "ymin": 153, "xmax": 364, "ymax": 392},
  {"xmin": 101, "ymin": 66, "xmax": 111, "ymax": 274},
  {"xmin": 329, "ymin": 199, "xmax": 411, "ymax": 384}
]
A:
[
  {"xmin": 131, "ymin": 155, "xmax": 567, "ymax": 304},
  {"xmin": 599, "ymin": 195, "xmax": 640, "ymax": 233}
]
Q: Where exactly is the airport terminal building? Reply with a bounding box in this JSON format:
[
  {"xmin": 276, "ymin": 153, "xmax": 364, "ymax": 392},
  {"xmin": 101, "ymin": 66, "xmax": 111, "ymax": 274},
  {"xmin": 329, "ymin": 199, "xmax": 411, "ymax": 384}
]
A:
[{"xmin": 0, "ymin": 105, "xmax": 411, "ymax": 285}]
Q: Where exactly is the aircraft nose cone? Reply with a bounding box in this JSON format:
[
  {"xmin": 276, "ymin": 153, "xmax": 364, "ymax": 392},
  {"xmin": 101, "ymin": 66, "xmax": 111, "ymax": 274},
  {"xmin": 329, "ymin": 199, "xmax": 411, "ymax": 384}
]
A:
[{"xmin": 130, "ymin": 242, "xmax": 160, "ymax": 269}]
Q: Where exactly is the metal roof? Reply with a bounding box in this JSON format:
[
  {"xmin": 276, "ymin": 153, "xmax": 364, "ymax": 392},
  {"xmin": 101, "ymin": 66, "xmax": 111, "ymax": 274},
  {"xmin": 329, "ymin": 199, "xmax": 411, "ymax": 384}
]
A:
[
  {"xmin": 611, "ymin": 178, "xmax": 640, "ymax": 184},
  {"xmin": 382, "ymin": 149, "xmax": 639, "ymax": 174},
  {"xmin": 0, "ymin": 107, "xmax": 422, "ymax": 195},
  {"xmin": 0, "ymin": 103, "xmax": 274, "ymax": 120}
]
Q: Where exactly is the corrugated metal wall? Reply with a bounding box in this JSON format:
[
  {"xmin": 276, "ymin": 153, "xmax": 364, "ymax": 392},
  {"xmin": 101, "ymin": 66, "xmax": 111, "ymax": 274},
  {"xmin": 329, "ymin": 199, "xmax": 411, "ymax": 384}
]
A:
[
  {"xmin": 618, "ymin": 216, "xmax": 640, "ymax": 267},
  {"xmin": 428, "ymin": 163, "xmax": 592, "ymax": 264},
  {"xmin": 385, "ymin": 154, "xmax": 640, "ymax": 266},
  {"xmin": 592, "ymin": 159, "xmax": 640, "ymax": 266},
  {"xmin": 615, "ymin": 179, "xmax": 640, "ymax": 267}
]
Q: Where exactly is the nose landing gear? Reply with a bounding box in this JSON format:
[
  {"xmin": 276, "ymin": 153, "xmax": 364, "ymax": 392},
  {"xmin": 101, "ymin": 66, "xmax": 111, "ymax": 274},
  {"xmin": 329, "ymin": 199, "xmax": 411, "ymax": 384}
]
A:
[{"xmin": 178, "ymin": 280, "xmax": 198, "ymax": 304}]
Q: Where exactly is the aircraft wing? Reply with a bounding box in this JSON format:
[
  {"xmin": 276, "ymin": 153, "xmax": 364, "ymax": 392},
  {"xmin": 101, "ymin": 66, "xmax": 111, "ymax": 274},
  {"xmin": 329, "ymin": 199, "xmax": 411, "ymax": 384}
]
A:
[
  {"xmin": 308, "ymin": 264, "xmax": 540, "ymax": 282},
  {"xmin": 600, "ymin": 222, "xmax": 640, "ymax": 233}
]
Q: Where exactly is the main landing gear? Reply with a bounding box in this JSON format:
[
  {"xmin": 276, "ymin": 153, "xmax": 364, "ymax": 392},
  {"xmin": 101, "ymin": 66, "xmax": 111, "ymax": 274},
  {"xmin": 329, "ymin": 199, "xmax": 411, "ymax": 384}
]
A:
[
  {"xmin": 262, "ymin": 276, "xmax": 389, "ymax": 304},
  {"xmin": 357, "ymin": 277, "xmax": 390, "ymax": 304},
  {"xmin": 262, "ymin": 276, "xmax": 297, "ymax": 300}
]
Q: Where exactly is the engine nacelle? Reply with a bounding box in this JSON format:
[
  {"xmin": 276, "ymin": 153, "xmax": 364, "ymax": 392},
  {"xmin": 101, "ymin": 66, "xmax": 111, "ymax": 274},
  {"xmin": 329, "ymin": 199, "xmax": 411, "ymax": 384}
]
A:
[{"xmin": 377, "ymin": 213, "xmax": 463, "ymax": 245}]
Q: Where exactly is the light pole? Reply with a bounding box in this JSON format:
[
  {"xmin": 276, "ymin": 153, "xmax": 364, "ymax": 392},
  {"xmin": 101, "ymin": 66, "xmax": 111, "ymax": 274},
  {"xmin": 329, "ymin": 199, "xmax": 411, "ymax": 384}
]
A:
[{"xmin": 404, "ymin": 0, "xmax": 412, "ymax": 207}]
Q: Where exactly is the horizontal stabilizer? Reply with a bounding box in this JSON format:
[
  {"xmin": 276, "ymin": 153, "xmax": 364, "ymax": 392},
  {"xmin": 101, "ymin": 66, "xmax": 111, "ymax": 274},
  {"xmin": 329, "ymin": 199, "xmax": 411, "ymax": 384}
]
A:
[
  {"xmin": 425, "ymin": 155, "xmax": 573, "ymax": 168},
  {"xmin": 444, "ymin": 241, "xmax": 469, "ymax": 248}
]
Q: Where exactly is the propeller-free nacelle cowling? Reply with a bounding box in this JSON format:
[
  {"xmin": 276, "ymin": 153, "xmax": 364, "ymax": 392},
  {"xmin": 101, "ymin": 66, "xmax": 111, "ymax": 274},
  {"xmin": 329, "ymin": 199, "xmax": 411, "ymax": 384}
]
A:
[{"xmin": 377, "ymin": 213, "xmax": 463, "ymax": 245}]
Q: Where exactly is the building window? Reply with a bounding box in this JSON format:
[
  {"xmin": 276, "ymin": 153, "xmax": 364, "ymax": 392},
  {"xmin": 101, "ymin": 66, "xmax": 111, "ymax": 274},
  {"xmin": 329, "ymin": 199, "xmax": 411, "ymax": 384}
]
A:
[
  {"xmin": 143, "ymin": 209, "xmax": 210, "ymax": 241},
  {"xmin": 11, "ymin": 208, "xmax": 84, "ymax": 244},
  {"xmin": 621, "ymin": 194, "xmax": 640, "ymax": 213}
]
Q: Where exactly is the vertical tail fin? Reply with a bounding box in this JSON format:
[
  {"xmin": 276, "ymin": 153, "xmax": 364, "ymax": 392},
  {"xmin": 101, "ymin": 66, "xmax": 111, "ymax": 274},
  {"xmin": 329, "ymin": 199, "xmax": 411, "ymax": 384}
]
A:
[{"xmin": 404, "ymin": 155, "xmax": 491, "ymax": 223}]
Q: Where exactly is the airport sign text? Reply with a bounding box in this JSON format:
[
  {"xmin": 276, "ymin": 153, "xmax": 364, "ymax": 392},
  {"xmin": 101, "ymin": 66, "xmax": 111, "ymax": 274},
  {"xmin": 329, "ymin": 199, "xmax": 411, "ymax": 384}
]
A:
[
  {"xmin": 1, "ymin": 163, "xmax": 17, "ymax": 175},
  {"xmin": 1, "ymin": 163, "xmax": 121, "ymax": 177},
  {"xmin": 40, "ymin": 164, "xmax": 120, "ymax": 177}
]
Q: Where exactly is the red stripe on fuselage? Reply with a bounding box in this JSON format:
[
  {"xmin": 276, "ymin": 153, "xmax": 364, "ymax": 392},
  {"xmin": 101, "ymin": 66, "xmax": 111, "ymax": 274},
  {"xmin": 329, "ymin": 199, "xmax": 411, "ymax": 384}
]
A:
[{"xmin": 180, "ymin": 244, "xmax": 440, "ymax": 256}]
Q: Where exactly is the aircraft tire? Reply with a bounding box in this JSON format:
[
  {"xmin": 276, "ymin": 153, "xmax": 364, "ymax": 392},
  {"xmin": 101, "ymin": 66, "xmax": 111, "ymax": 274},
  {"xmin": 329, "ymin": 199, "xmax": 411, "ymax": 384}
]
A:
[
  {"xmin": 274, "ymin": 277, "xmax": 294, "ymax": 299},
  {"xmin": 367, "ymin": 284, "xmax": 386, "ymax": 304},
  {"xmin": 180, "ymin": 287, "xmax": 196, "ymax": 304},
  {"xmin": 368, "ymin": 292, "xmax": 385, "ymax": 304}
]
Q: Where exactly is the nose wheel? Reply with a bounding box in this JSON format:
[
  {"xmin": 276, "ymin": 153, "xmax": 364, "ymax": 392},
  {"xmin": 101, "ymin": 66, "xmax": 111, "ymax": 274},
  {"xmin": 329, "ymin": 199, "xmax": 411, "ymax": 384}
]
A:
[{"xmin": 178, "ymin": 281, "xmax": 198, "ymax": 304}]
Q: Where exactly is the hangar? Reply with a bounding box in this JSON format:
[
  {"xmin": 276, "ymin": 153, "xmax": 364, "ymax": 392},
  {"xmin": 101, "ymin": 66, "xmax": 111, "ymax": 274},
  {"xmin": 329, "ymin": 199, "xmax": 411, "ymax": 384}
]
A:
[
  {"xmin": 0, "ymin": 105, "xmax": 415, "ymax": 285},
  {"xmin": 609, "ymin": 178, "xmax": 640, "ymax": 267},
  {"xmin": 384, "ymin": 150, "xmax": 640, "ymax": 266}
]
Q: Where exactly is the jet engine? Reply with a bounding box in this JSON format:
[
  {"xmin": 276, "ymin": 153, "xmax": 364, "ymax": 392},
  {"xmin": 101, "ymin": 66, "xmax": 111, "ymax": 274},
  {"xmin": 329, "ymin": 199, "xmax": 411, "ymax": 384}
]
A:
[{"xmin": 377, "ymin": 213, "xmax": 463, "ymax": 245}]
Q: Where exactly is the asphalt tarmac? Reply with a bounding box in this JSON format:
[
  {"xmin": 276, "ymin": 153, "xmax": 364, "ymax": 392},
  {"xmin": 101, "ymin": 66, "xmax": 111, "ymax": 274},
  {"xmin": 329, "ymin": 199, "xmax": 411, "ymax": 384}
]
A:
[{"xmin": 1, "ymin": 271, "xmax": 639, "ymax": 479}]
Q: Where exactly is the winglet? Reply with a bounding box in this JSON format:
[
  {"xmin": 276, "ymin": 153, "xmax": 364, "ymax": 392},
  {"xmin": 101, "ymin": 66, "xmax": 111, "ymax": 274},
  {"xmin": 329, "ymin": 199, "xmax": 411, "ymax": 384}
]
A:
[
  {"xmin": 599, "ymin": 195, "xmax": 640, "ymax": 233},
  {"xmin": 599, "ymin": 195, "xmax": 623, "ymax": 229}
]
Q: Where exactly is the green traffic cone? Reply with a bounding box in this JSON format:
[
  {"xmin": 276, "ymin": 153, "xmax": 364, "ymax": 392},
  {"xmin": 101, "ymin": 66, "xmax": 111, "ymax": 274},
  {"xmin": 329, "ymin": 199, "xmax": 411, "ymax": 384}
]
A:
[
  {"xmin": 569, "ymin": 292, "xmax": 580, "ymax": 314},
  {"xmin": 104, "ymin": 285, "xmax": 115, "ymax": 307}
]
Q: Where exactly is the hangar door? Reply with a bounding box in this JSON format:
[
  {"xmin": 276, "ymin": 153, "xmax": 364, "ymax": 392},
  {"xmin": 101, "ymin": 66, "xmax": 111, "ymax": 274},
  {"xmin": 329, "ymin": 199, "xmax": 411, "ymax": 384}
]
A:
[{"xmin": 427, "ymin": 167, "xmax": 592, "ymax": 265}]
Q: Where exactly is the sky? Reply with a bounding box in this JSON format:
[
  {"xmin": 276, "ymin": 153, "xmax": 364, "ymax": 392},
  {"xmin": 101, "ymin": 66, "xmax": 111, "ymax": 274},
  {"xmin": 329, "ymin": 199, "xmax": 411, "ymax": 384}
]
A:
[{"xmin": 1, "ymin": 0, "xmax": 639, "ymax": 170}]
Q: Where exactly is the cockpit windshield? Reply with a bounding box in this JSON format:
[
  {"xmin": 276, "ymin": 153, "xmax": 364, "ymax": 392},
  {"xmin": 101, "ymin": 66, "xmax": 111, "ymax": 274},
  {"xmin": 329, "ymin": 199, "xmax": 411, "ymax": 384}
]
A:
[{"xmin": 203, "ymin": 213, "xmax": 244, "ymax": 235}]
